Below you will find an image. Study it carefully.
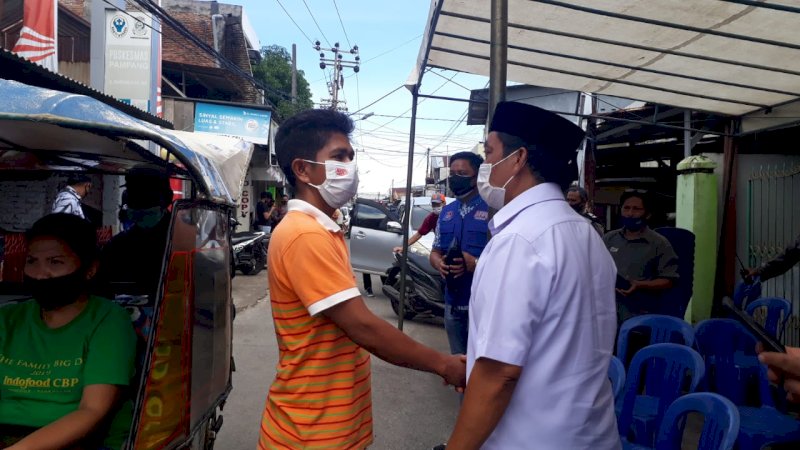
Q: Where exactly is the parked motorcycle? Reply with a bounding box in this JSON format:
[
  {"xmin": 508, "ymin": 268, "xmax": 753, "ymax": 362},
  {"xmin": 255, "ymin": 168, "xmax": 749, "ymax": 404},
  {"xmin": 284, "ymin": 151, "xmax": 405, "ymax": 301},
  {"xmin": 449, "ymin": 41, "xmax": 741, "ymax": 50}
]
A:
[
  {"xmin": 232, "ymin": 229, "xmax": 268, "ymax": 275},
  {"xmin": 381, "ymin": 245, "xmax": 445, "ymax": 320}
]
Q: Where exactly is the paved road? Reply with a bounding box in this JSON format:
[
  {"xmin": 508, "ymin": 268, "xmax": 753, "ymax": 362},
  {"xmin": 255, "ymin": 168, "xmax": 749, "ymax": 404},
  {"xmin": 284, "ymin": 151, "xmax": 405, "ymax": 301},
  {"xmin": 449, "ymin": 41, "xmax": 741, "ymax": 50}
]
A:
[{"xmin": 217, "ymin": 274, "xmax": 459, "ymax": 449}]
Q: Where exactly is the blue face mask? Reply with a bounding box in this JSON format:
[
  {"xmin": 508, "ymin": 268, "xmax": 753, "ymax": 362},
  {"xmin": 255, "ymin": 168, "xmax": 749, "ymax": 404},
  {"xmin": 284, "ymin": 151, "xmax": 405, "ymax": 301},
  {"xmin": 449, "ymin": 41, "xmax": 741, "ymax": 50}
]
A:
[
  {"xmin": 621, "ymin": 216, "xmax": 646, "ymax": 232},
  {"xmin": 128, "ymin": 206, "xmax": 165, "ymax": 229}
]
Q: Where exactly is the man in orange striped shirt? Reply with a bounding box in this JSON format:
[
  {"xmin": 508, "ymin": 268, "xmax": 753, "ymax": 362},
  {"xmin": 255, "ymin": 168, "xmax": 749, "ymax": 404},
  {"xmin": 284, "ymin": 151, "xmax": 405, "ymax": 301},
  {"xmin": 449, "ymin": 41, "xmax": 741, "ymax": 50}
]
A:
[{"xmin": 260, "ymin": 109, "xmax": 466, "ymax": 449}]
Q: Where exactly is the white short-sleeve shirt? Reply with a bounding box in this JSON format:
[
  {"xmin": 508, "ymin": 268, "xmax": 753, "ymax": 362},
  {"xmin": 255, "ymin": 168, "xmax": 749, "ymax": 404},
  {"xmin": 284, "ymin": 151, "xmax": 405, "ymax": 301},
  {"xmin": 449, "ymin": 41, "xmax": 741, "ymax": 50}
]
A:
[{"xmin": 468, "ymin": 183, "xmax": 620, "ymax": 450}]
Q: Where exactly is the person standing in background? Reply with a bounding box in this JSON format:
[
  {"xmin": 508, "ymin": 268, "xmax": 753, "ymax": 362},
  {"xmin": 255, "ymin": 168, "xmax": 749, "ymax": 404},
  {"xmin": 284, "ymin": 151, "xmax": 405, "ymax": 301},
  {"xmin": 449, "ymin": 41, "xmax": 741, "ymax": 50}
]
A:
[{"xmin": 52, "ymin": 174, "xmax": 91, "ymax": 219}]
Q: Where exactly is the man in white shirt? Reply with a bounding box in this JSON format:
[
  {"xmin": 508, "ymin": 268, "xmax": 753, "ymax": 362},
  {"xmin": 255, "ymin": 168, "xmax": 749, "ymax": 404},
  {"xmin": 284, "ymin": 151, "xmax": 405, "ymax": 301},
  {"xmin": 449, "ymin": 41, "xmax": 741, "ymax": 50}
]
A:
[
  {"xmin": 52, "ymin": 174, "xmax": 91, "ymax": 219},
  {"xmin": 445, "ymin": 102, "xmax": 619, "ymax": 450}
]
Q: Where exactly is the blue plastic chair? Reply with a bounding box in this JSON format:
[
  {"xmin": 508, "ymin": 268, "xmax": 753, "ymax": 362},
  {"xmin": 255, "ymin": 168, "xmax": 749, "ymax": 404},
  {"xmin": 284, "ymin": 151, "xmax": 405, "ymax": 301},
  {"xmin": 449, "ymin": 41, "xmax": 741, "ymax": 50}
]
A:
[
  {"xmin": 654, "ymin": 227, "xmax": 695, "ymax": 318},
  {"xmin": 736, "ymin": 365, "xmax": 800, "ymax": 449},
  {"xmin": 744, "ymin": 297, "xmax": 792, "ymax": 341},
  {"xmin": 609, "ymin": 355, "xmax": 626, "ymax": 412},
  {"xmin": 694, "ymin": 319, "xmax": 759, "ymax": 405},
  {"xmin": 618, "ymin": 343, "xmax": 705, "ymax": 447},
  {"xmin": 617, "ymin": 314, "xmax": 696, "ymax": 366},
  {"xmin": 732, "ymin": 277, "xmax": 761, "ymax": 309},
  {"xmin": 622, "ymin": 393, "xmax": 740, "ymax": 450}
]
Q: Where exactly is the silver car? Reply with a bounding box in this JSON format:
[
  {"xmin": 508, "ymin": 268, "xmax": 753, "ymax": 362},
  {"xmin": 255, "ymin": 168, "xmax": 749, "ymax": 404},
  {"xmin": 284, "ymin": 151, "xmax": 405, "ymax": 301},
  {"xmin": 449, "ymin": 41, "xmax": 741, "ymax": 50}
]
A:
[{"xmin": 349, "ymin": 197, "xmax": 441, "ymax": 277}]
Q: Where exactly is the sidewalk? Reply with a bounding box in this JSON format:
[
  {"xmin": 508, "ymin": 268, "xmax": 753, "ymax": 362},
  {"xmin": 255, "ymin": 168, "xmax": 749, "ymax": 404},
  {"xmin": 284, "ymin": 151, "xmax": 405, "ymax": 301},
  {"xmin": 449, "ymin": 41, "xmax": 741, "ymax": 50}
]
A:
[{"xmin": 232, "ymin": 270, "xmax": 269, "ymax": 312}]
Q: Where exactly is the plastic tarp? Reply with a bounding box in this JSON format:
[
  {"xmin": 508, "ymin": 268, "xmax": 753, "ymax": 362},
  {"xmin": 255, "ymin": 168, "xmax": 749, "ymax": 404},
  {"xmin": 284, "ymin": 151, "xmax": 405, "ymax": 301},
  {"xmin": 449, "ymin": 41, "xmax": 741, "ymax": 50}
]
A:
[
  {"xmin": 408, "ymin": 0, "xmax": 800, "ymax": 131},
  {"xmin": 0, "ymin": 79, "xmax": 253, "ymax": 205}
]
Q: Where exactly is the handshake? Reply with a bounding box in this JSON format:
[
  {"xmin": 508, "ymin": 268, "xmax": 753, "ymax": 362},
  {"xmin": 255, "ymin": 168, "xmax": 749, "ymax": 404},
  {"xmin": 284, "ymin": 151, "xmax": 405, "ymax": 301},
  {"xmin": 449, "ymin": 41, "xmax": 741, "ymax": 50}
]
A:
[{"xmin": 438, "ymin": 353, "xmax": 468, "ymax": 392}]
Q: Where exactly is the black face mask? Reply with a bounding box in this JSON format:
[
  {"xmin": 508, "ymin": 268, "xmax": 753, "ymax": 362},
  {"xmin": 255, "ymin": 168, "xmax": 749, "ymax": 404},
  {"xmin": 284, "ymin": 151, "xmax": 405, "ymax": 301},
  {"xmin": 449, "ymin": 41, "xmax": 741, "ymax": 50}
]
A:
[
  {"xmin": 24, "ymin": 270, "xmax": 88, "ymax": 311},
  {"xmin": 448, "ymin": 175, "xmax": 475, "ymax": 197},
  {"xmin": 570, "ymin": 203, "xmax": 584, "ymax": 213}
]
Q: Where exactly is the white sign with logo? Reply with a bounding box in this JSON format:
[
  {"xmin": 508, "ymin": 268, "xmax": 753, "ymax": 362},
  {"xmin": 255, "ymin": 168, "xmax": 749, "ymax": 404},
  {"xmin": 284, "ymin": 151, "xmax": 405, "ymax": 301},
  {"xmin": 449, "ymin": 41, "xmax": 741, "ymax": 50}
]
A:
[{"xmin": 104, "ymin": 10, "xmax": 152, "ymax": 111}]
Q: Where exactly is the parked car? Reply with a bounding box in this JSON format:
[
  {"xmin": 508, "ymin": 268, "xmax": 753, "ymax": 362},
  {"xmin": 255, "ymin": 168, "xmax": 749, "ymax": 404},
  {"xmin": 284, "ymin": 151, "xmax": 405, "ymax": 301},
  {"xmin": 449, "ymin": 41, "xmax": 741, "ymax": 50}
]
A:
[{"xmin": 348, "ymin": 196, "xmax": 449, "ymax": 281}]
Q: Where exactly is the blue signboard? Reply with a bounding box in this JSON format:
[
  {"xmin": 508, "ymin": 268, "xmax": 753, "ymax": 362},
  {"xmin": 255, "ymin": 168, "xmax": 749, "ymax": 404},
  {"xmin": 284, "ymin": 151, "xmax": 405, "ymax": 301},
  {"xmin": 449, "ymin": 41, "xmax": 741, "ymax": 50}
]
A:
[{"xmin": 194, "ymin": 102, "xmax": 272, "ymax": 145}]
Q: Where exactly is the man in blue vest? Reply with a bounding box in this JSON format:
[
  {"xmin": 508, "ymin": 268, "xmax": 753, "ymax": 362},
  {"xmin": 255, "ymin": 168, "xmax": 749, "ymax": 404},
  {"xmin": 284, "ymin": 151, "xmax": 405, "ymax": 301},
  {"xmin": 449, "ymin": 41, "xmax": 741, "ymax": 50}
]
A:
[{"xmin": 430, "ymin": 152, "xmax": 490, "ymax": 356}]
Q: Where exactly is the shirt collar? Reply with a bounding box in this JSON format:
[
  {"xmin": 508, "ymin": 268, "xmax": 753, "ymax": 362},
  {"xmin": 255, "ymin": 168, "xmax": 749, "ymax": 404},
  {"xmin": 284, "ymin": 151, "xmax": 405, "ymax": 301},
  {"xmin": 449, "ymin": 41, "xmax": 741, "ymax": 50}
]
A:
[
  {"xmin": 489, "ymin": 182, "xmax": 565, "ymax": 234},
  {"xmin": 287, "ymin": 199, "xmax": 341, "ymax": 233},
  {"xmin": 615, "ymin": 227, "xmax": 654, "ymax": 243},
  {"xmin": 66, "ymin": 185, "xmax": 82, "ymax": 199}
]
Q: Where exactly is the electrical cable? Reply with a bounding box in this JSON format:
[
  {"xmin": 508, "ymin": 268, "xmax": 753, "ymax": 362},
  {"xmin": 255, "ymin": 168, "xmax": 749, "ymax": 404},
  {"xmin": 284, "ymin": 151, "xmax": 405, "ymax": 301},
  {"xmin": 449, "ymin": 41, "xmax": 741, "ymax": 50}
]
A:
[
  {"xmin": 332, "ymin": 0, "xmax": 352, "ymax": 48},
  {"xmin": 301, "ymin": 0, "xmax": 332, "ymax": 46},
  {"xmin": 273, "ymin": 0, "xmax": 315, "ymax": 45},
  {"xmin": 347, "ymin": 85, "xmax": 405, "ymax": 117}
]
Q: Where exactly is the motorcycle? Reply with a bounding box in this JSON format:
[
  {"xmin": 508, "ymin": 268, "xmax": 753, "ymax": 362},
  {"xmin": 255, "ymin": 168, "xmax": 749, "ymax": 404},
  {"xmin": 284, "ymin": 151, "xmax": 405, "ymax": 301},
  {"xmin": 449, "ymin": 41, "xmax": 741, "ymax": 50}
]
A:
[
  {"xmin": 232, "ymin": 228, "xmax": 268, "ymax": 275},
  {"xmin": 381, "ymin": 245, "xmax": 445, "ymax": 320}
]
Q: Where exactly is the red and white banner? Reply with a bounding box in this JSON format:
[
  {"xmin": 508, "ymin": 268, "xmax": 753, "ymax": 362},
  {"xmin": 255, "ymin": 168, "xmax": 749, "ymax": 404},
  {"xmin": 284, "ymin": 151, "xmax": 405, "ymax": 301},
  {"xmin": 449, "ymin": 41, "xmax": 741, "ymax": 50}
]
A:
[{"xmin": 12, "ymin": 0, "xmax": 58, "ymax": 72}]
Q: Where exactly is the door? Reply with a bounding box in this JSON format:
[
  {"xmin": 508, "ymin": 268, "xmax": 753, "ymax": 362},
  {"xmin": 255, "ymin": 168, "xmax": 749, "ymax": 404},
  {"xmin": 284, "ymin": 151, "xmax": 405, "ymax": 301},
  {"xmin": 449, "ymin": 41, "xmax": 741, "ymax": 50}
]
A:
[{"xmin": 349, "ymin": 198, "xmax": 402, "ymax": 274}]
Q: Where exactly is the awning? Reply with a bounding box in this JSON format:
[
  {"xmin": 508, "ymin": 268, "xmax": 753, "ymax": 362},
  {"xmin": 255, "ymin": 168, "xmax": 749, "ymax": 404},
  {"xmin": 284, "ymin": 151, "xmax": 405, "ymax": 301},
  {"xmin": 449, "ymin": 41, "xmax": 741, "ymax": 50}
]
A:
[{"xmin": 408, "ymin": 0, "xmax": 800, "ymax": 133}]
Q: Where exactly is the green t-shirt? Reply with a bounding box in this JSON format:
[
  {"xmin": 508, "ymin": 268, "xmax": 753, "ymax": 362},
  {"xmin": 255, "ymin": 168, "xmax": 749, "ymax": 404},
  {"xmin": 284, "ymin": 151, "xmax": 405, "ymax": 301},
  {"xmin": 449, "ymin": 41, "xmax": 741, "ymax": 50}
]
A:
[{"xmin": 0, "ymin": 296, "xmax": 137, "ymax": 449}]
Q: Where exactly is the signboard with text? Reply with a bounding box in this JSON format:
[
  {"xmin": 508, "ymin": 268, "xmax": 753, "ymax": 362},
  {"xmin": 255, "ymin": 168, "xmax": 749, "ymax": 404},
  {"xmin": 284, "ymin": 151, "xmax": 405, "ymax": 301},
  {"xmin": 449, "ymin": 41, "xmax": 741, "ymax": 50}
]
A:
[
  {"xmin": 194, "ymin": 102, "xmax": 271, "ymax": 145},
  {"xmin": 104, "ymin": 10, "xmax": 152, "ymax": 111}
]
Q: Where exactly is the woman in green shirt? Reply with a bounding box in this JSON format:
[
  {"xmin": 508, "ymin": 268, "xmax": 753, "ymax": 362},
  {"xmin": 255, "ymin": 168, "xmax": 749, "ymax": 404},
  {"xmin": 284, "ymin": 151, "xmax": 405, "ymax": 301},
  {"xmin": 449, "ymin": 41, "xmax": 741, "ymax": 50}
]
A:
[{"xmin": 0, "ymin": 213, "xmax": 137, "ymax": 450}]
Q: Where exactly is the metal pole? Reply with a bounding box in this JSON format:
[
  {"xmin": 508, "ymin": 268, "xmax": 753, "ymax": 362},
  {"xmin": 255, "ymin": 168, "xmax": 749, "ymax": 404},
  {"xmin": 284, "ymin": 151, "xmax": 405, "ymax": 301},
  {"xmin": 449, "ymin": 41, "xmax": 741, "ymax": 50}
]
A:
[
  {"xmin": 291, "ymin": 43, "xmax": 297, "ymax": 104},
  {"xmin": 487, "ymin": 0, "xmax": 508, "ymax": 125},
  {"xmin": 684, "ymin": 109, "xmax": 691, "ymax": 158},
  {"xmin": 397, "ymin": 88, "xmax": 420, "ymax": 331}
]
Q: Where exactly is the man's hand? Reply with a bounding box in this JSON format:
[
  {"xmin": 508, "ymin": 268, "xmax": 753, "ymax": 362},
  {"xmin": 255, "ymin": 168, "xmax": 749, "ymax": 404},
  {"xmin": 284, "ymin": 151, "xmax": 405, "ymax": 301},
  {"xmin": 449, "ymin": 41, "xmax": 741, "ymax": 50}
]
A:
[
  {"xmin": 759, "ymin": 345, "xmax": 800, "ymax": 402},
  {"xmin": 393, "ymin": 246, "xmax": 403, "ymax": 254},
  {"xmin": 744, "ymin": 268, "xmax": 760, "ymax": 284},
  {"xmin": 435, "ymin": 258, "xmax": 451, "ymax": 278},
  {"xmin": 449, "ymin": 258, "xmax": 466, "ymax": 278},
  {"xmin": 616, "ymin": 280, "xmax": 641, "ymax": 297},
  {"xmin": 462, "ymin": 252, "xmax": 478, "ymax": 273},
  {"xmin": 439, "ymin": 354, "xmax": 467, "ymax": 389}
]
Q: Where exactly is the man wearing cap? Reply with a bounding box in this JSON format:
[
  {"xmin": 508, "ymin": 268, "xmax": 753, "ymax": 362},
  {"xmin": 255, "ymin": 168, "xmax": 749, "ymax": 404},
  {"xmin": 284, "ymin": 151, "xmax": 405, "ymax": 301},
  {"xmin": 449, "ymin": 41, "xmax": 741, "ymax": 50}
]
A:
[
  {"xmin": 52, "ymin": 174, "xmax": 92, "ymax": 219},
  {"xmin": 445, "ymin": 102, "xmax": 619, "ymax": 449},
  {"xmin": 96, "ymin": 167, "xmax": 174, "ymax": 298},
  {"xmin": 393, "ymin": 193, "xmax": 445, "ymax": 253}
]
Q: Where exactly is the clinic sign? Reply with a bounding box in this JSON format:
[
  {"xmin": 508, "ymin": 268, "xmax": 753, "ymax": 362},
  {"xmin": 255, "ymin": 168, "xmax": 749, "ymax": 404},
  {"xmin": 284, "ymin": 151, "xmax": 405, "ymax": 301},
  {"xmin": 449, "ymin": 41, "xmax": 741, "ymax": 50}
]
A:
[
  {"xmin": 194, "ymin": 102, "xmax": 272, "ymax": 145},
  {"xmin": 104, "ymin": 10, "xmax": 152, "ymax": 111}
]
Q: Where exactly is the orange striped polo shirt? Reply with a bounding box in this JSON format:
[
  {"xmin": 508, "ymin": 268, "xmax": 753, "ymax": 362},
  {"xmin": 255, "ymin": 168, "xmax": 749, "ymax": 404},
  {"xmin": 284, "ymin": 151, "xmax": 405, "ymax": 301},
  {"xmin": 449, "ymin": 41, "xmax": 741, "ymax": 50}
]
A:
[{"xmin": 260, "ymin": 200, "xmax": 372, "ymax": 449}]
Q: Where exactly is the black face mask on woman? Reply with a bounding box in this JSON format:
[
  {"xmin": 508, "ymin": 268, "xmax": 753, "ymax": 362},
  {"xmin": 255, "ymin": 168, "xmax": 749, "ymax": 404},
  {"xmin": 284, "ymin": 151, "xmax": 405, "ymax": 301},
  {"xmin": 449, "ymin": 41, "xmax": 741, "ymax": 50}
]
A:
[{"xmin": 24, "ymin": 269, "xmax": 88, "ymax": 311}]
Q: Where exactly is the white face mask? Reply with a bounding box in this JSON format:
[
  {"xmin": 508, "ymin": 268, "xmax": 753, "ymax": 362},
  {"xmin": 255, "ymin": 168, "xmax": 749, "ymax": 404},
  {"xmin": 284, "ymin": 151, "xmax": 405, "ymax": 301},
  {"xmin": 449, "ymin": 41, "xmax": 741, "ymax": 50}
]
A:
[
  {"xmin": 304, "ymin": 160, "xmax": 359, "ymax": 209},
  {"xmin": 477, "ymin": 150, "xmax": 520, "ymax": 210}
]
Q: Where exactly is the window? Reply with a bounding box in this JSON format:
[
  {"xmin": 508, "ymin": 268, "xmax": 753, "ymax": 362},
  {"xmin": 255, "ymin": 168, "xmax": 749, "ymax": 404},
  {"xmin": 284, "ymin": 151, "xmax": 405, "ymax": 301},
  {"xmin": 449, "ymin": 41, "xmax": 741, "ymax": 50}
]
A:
[
  {"xmin": 410, "ymin": 205, "xmax": 432, "ymax": 230},
  {"xmin": 354, "ymin": 203, "xmax": 387, "ymax": 230}
]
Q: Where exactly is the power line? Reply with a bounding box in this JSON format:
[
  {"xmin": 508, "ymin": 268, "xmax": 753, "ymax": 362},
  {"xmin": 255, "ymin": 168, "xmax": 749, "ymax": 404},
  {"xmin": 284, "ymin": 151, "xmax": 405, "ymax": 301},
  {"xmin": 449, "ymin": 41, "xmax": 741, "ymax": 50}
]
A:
[
  {"xmin": 429, "ymin": 69, "xmax": 474, "ymax": 91},
  {"xmin": 332, "ymin": 0, "xmax": 352, "ymax": 48},
  {"xmin": 363, "ymin": 34, "xmax": 422, "ymax": 64},
  {"xmin": 274, "ymin": 0, "xmax": 314, "ymax": 45},
  {"xmin": 348, "ymin": 85, "xmax": 405, "ymax": 117},
  {"xmin": 302, "ymin": 0, "xmax": 332, "ymax": 46}
]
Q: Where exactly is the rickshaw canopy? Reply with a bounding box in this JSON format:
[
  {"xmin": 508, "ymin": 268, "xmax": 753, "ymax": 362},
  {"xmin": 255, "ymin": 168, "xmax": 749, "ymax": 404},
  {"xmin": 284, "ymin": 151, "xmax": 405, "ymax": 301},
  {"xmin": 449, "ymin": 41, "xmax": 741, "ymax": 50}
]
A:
[
  {"xmin": 409, "ymin": 0, "xmax": 800, "ymax": 133},
  {"xmin": 0, "ymin": 79, "xmax": 254, "ymax": 206}
]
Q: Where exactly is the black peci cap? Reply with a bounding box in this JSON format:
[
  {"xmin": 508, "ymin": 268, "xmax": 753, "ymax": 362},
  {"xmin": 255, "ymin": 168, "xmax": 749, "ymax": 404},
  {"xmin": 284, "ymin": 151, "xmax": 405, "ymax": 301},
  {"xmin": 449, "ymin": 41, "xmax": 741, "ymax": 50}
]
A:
[{"xmin": 489, "ymin": 101, "xmax": 586, "ymax": 188}]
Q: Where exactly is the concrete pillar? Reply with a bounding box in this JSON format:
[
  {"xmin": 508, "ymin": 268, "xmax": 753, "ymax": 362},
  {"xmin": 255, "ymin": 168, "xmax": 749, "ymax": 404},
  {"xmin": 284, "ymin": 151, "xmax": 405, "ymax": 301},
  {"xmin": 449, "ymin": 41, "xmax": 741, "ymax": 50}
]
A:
[{"xmin": 676, "ymin": 155, "xmax": 718, "ymax": 322}]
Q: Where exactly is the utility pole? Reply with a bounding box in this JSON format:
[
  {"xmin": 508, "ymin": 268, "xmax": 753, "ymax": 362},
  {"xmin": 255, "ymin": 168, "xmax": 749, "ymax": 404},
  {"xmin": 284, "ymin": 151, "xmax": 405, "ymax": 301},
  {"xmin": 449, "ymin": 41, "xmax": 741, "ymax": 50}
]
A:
[
  {"xmin": 425, "ymin": 147, "xmax": 431, "ymax": 181},
  {"xmin": 291, "ymin": 43, "xmax": 297, "ymax": 104},
  {"xmin": 315, "ymin": 41, "xmax": 360, "ymax": 112}
]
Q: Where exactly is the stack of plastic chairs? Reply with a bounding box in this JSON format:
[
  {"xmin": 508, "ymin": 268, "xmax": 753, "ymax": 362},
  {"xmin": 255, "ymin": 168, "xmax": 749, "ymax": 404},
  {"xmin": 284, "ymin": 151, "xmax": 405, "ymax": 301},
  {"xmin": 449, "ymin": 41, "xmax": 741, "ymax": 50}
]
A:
[
  {"xmin": 735, "ymin": 365, "xmax": 800, "ymax": 449},
  {"xmin": 694, "ymin": 319, "xmax": 760, "ymax": 405},
  {"xmin": 617, "ymin": 343, "xmax": 705, "ymax": 447},
  {"xmin": 609, "ymin": 355, "xmax": 626, "ymax": 415},
  {"xmin": 617, "ymin": 314, "xmax": 696, "ymax": 367},
  {"xmin": 624, "ymin": 393, "xmax": 740, "ymax": 450},
  {"xmin": 744, "ymin": 297, "xmax": 792, "ymax": 341}
]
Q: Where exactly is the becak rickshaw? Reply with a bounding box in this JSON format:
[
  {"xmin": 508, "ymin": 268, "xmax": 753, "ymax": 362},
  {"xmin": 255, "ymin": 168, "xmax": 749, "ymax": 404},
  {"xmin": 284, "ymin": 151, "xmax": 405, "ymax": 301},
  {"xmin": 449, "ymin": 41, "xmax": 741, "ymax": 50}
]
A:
[{"xmin": 0, "ymin": 78, "xmax": 252, "ymax": 449}]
